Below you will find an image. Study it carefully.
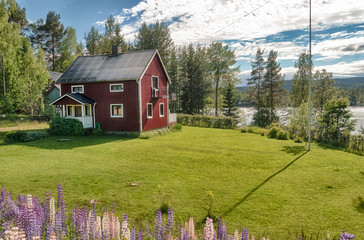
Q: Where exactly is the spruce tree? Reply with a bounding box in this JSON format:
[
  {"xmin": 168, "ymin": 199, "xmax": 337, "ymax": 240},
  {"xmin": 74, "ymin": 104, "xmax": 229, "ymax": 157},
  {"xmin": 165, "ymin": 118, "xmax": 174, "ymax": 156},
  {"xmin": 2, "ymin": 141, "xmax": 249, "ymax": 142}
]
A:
[
  {"xmin": 222, "ymin": 77, "xmax": 238, "ymax": 118},
  {"xmin": 262, "ymin": 50, "xmax": 284, "ymax": 125}
]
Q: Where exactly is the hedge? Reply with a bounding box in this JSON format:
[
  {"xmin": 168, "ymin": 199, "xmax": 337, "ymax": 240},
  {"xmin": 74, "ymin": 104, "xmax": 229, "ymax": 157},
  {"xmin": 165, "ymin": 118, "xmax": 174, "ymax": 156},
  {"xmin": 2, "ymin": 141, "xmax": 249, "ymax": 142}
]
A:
[{"xmin": 177, "ymin": 114, "xmax": 236, "ymax": 129}]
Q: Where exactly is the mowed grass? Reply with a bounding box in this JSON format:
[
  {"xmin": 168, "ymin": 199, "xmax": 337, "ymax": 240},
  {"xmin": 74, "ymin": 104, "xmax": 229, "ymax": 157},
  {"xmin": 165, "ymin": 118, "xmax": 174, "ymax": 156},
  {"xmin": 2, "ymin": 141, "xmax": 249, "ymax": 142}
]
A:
[{"xmin": 0, "ymin": 126, "xmax": 363, "ymax": 238}]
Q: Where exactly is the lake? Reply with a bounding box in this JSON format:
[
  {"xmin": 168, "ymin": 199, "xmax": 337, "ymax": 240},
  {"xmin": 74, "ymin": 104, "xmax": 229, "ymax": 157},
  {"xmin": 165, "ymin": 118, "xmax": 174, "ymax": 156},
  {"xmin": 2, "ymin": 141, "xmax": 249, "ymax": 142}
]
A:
[{"xmin": 239, "ymin": 106, "xmax": 364, "ymax": 134}]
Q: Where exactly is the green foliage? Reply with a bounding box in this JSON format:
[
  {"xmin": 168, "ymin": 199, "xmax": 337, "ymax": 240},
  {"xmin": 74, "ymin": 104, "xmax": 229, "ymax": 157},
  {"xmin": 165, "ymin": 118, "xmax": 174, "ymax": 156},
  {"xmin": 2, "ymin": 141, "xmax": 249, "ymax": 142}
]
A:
[
  {"xmin": 49, "ymin": 117, "xmax": 85, "ymax": 136},
  {"xmin": 177, "ymin": 114, "xmax": 236, "ymax": 129},
  {"xmin": 291, "ymin": 52, "xmax": 313, "ymax": 107},
  {"xmin": 84, "ymin": 26, "xmax": 102, "ymax": 55},
  {"xmin": 56, "ymin": 26, "xmax": 78, "ymax": 72},
  {"xmin": 135, "ymin": 21, "xmax": 173, "ymax": 65},
  {"xmin": 289, "ymin": 102, "xmax": 310, "ymax": 143},
  {"xmin": 276, "ymin": 130, "xmax": 289, "ymax": 140},
  {"xmin": 346, "ymin": 134, "xmax": 364, "ymax": 155},
  {"xmin": 312, "ymin": 69, "xmax": 337, "ymax": 112},
  {"xmin": 222, "ymin": 77, "xmax": 239, "ymax": 118},
  {"xmin": 318, "ymin": 98, "xmax": 355, "ymax": 147},
  {"xmin": 0, "ymin": 96, "xmax": 14, "ymax": 114},
  {"xmin": 41, "ymin": 105, "xmax": 56, "ymax": 120},
  {"xmin": 4, "ymin": 130, "xmax": 47, "ymax": 144},
  {"xmin": 92, "ymin": 128, "xmax": 102, "ymax": 136},
  {"xmin": 267, "ymin": 126, "xmax": 279, "ymax": 138},
  {"xmin": 172, "ymin": 123, "xmax": 182, "ymax": 131}
]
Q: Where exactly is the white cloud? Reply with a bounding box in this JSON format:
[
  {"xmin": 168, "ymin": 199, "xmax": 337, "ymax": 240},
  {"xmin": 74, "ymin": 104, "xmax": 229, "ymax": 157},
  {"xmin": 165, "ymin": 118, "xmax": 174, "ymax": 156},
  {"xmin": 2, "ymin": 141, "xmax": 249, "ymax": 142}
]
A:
[{"xmin": 315, "ymin": 60, "xmax": 364, "ymax": 78}]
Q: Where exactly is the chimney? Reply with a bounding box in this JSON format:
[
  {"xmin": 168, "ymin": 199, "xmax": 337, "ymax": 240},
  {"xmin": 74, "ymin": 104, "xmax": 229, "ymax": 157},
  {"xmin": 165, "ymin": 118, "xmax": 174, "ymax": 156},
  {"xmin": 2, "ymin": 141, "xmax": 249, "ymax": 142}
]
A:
[{"xmin": 112, "ymin": 45, "xmax": 122, "ymax": 55}]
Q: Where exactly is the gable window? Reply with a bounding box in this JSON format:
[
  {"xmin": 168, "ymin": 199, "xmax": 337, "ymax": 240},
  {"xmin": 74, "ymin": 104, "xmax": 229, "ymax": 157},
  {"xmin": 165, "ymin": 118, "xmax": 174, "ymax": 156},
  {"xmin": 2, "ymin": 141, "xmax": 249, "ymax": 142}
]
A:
[
  {"xmin": 110, "ymin": 83, "xmax": 124, "ymax": 92},
  {"xmin": 152, "ymin": 76, "xmax": 159, "ymax": 89},
  {"xmin": 110, "ymin": 104, "xmax": 123, "ymax": 117},
  {"xmin": 72, "ymin": 85, "xmax": 84, "ymax": 93},
  {"xmin": 147, "ymin": 103, "xmax": 153, "ymax": 118},
  {"xmin": 159, "ymin": 103, "xmax": 164, "ymax": 117}
]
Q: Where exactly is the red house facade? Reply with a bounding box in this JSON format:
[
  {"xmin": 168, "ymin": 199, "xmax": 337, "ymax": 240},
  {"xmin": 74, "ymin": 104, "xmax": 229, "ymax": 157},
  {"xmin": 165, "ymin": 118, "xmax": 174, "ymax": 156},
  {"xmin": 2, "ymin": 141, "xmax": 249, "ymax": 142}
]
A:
[{"xmin": 51, "ymin": 49, "xmax": 174, "ymax": 132}]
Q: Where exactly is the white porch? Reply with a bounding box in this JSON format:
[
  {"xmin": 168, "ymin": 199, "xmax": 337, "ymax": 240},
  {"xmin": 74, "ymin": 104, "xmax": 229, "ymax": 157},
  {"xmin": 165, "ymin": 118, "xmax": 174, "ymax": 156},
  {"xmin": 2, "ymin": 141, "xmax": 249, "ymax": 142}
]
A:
[{"xmin": 61, "ymin": 104, "xmax": 94, "ymax": 128}]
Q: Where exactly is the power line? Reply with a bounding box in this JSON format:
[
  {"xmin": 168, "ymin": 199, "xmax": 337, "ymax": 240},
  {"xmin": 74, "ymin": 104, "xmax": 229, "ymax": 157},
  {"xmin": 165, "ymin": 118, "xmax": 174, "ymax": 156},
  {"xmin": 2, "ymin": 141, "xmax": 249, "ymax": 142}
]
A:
[{"xmin": 193, "ymin": 0, "xmax": 271, "ymax": 45}]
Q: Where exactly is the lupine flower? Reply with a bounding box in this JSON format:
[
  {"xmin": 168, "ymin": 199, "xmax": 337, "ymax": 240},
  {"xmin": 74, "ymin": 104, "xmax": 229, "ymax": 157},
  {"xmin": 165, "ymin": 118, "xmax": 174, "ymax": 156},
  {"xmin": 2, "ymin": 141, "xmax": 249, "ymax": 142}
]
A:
[
  {"xmin": 56, "ymin": 184, "xmax": 66, "ymax": 235},
  {"xmin": 145, "ymin": 225, "xmax": 149, "ymax": 239},
  {"xmin": 130, "ymin": 227, "xmax": 136, "ymax": 240},
  {"xmin": 184, "ymin": 216, "xmax": 196, "ymax": 240},
  {"xmin": 49, "ymin": 197, "xmax": 56, "ymax": 227},
  {"xmin": 137, "ymin": 228, "xmax": 143, "ymax": 240},
  {"xmin": 154, "ymin": 209, "xmax": 164, "ymax": 240},
  {"xmin": 165, "ymin": 207, "xmax": 174, "ymax": 236},
  {"xmin": 227, "ymin": 235, "xmax": 234, "ymax": 240},
  {"xmin": 203, "ymin": 217, "xmax": 215, "ymax": 240},
  {"xmin": 340, "ymin": 230, "xmax": 355, "ymax": 240},
  {"xmin": 121, "ymin": 214, "xmax": 130, "ymax": 240},
  {"xmin": 233, "ymin": 230, "xmax": 240, "ymax": 240},
  {"xmin": 241, "ymin": 228, "xmax": 248, "ymax": 240}
]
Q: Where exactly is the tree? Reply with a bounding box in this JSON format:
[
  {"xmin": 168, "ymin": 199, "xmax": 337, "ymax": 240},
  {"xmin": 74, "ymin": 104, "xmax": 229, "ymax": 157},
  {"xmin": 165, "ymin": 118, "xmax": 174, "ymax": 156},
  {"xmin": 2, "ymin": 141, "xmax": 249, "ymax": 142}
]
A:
[
  {"xmin": 291, "ymin": 52, "xmax": 313, "ymax": 107},
  {"xmin": 27, "ymin": 18, "xmax": 47, "ymax": 50},
  {"xmin": 44, "ymin": 11, "xmax": 64, "ymax": 71},
  {"xmin": 98, "ymin": 15, "xmax": 127, "ymax": 54},
  {"xmin": 84, "ymin": 26, "xmax": 102, "ymax": 55},
  {"xmin": 180, "ymin": 44, "xmax": 209, "ymax": 114},
  {"xmin": 56, "ymin": 26, "xmax": 78, "ymax": 72},
  {"xmin": 168, "ymin": 47, "xmax": 181, "ymax": 113},
  {"xmin": 207, "ymin": 42, "xmax": 239, "ymax": 116},
  {"xmin": 289, "ymin": 102, "xmax": 310, "ymax": 143},
  {"xmin": 318, "ymin": 98, "xmax": 355, "ymax": 147},
  {"xmin": 135, "ymin": 21, "xmax": 173, "ymax": 65},
  {"xmin": 5, "ymin": 0, "xmax": 27, "ymax": 29},
  {"xmin": 222, "ymin": 76, "xmax": 239, "ymax": 118},
  {"xmin": 262, "ymin": 50, "xmax": 284, "ymax": 125},
  {"xmin": 312, "ymin": 69, "xmax": 337, "ymax": 112},
  {"xmin": 247, "ymin": 48, "xmax": 269, "ymax": 127}
]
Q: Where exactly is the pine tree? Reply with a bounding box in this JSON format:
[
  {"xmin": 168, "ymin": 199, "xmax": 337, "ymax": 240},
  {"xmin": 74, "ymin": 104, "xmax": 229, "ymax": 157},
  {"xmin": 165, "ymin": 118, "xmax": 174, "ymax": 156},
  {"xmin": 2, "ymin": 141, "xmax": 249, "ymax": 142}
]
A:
[
  {"xmin": 135, "ymin": 21, "xmax": 173, "ymax": 65},
  {"xmin": 44, "ymin": 11, "xmax": 64, "ymax": 71},
  {"xmin": 291, "ymin": 52, "xmax": 313, "ymax": 107},
  {"xmin": 208, "ymin": 42, "xmax": 239, "ymax": 116},
  {"xmin": 312, "ymin": 69, "xmax": 337, "ymax": 112},
  {"xmin": 222, "ymin": 77, "xmax": 238, "ymax": 118},
  {"xmin": 262, "ymin": 50, "xmax": 284, "ymax": 125},
  {"xmin": 247, "ymin": 48, "xmax": 269, "ymax": 127}
]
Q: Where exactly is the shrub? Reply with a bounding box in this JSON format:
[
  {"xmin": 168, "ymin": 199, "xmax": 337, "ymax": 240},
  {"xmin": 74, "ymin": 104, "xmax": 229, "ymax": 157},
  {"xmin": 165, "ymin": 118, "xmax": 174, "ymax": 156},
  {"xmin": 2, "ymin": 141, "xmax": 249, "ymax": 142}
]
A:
[
  {"xmin": 267, "ymin": 127, "xmax": 279, "ymax": 139},
  {"xmin": 49, "ymin": 117, "xmax": 86, "ymax": 136},
  {"xmin": 294, "ymin": 137, "xmax": 303, "ymax": 143},
  {"xmin": 241, "ymin": 128, "xmax": 247, "ymax": 133},
  {"xmin": 4, "ymin": 130, "xmax": 48, "ymax": 144},
  {"xmin": 177, "ymin": 114, "xmax": 236, "ymax": 129},
  {"xmin": 42, "ymin": 105, "xmax": 57, "ymax": 120},
  {"xmin": 173, "ymin": 123, "xmax": 182, "ymax": 131},
  {"xmin": 92, "ymin": 128, "xmax": 103, "ymax": 136},
  {"xmin": 247, "ymin": 127, "xmax": 253, "ymax": 133},
  {"xmin": 277, "ymin": 130, "xmax": 289, "ymax": 140}
]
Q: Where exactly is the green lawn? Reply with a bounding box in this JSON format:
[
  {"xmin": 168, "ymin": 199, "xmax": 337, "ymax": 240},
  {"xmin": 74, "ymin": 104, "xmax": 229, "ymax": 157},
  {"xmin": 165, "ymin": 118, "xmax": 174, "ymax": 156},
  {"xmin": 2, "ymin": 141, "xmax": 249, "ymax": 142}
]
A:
[{"xmin": 0, "ymin": 126, "xmax": 363, "ymax": 239}]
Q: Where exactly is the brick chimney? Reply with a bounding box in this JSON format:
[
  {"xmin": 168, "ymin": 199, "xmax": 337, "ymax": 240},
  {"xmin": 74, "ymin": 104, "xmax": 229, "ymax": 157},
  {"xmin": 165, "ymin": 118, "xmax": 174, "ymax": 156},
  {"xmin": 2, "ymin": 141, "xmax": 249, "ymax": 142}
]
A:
[{"xmin": 112, "ymin": 45, "xmax": 122, "ymax": 55}]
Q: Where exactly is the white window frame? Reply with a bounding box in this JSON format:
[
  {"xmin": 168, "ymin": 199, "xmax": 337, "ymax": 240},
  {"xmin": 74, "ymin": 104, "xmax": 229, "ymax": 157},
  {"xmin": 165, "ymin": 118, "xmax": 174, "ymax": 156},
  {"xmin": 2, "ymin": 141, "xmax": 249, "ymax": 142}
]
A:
[
  {"xmin": 110, "ymin": 83, "xmax": 124, "ymax": 92},
  {"xmin": 151, "ymin": 76, "xmax": 159, "ymax": 89},
  {"xmin": 110, "ymin": 104, "xmax": 123, "ymax": 118},
  {"xmin": 159, "ymin": 103, "xmax": 164, "ymax": 117},
  {"xmin": 71, "ymin": 85, "xmax": 84, "ymax": 93},
  {"xmin": 147, "ymin": 103, "xmax": 153, "ymax": 119}
]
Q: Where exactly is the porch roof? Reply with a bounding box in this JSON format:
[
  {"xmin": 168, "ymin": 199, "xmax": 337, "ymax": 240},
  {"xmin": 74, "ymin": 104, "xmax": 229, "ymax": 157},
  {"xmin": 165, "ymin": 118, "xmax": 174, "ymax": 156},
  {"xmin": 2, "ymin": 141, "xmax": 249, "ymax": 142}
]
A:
[{"xmin": 50, "ymin": 93, "xmax": 95, "ymax": 105}]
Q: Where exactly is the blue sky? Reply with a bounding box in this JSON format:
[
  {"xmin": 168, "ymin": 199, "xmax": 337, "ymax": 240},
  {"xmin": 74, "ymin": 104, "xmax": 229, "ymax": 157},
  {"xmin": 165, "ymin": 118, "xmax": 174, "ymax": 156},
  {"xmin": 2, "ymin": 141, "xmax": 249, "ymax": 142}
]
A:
[{"xmin": 18, "ymin": 0, "xmax": 364, "ymax": 84}]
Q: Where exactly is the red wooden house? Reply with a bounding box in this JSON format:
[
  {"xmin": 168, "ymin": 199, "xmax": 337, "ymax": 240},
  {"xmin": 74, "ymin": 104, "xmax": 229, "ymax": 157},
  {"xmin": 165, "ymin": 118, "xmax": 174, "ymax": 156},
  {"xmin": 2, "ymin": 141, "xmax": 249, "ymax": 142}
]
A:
[{"xmin": 50, "ymin": 48, "xmax": 175, "ymax": 133}]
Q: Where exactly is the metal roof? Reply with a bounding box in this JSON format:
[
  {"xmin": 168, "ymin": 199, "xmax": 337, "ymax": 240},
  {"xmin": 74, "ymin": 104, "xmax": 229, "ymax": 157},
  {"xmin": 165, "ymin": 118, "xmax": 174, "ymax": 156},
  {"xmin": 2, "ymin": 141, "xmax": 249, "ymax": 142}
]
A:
[
  {"xmin": 50, "ymin": 93, "xmax": 95, "ymax": 105},
  {"xmin": 49, "ymin": 71, "xmax": 63, "ymax": 81},
  {"xmin": 57, "ymin": 49, "xmax": 158, "ymax": 84}
]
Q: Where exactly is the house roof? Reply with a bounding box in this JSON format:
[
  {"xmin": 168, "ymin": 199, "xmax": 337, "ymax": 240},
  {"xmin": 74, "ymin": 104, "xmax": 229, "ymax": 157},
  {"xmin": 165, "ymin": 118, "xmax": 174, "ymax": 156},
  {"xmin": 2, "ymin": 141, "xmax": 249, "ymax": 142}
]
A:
[
  {"xmin": 50, "ymin": 93, "xmax": 95, "ymax": 105},
  {"xmin": 57, "ymin": 49, "xmax": 170, "ymax": 84},
  {"xmin": 49, "ymin": 71, "xmax": 63, "ymax": 82}
]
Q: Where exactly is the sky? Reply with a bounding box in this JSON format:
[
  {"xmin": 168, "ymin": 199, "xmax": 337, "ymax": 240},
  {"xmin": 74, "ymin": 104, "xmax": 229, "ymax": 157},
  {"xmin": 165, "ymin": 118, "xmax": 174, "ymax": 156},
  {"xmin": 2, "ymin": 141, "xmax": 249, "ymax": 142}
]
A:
[{"xmin": 18, "ymin": 0, "xmax": 364, "ymax": 85}]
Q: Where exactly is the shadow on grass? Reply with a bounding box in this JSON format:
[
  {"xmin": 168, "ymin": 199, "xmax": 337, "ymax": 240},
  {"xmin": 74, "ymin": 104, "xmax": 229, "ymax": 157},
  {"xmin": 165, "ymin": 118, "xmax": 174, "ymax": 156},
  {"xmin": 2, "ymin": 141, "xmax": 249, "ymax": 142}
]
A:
[
  {"xmin": 14, "ymin": 135, "xmax": 138, "ymax": 150},
  {"xmin": 222, "ymin": 150, "xmax": 309, "ymax": 217},
  {"xmin": 353, "ymin": 196, "xmax": 364, "ymax": 213},
  {"xmin": 281, "ymin": 145, "xmax": 307, "ymax": 155}
]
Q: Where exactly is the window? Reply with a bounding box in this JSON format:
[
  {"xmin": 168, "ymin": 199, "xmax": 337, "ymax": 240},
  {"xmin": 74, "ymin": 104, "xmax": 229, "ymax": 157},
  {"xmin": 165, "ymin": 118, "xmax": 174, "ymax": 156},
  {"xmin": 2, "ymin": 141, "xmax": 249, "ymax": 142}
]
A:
[
  {"xmin": 85, "ymin": 105, "xmax": 91, "ymax": 116},
  {"xmin": 110, "ymin": 104, "xmax": 123, "ymax": 117},
  {"xmin": 67, "ymin": 106, "xmax": 73, "ymax": 116},
  {"xmin": 72, "ymin": 85, "xmax": 84, "ymax": 93},
  {"xmin": 74, "ymin": 106, "xmax": 82, "ymax": 117},
  {"xmin": 152, "ymin": 76, "xmax": 159, "ymax": 89},
  {"xmin": 159, "ymin": 103, "xmax": 164, "ymax": 117},
  {"xmin": 110, "ymin": 84, "xmax": 124, "ymax": 92},
  {"xmin": 147, "ymin": 103, "xmax": 153, "ymax": 118}
]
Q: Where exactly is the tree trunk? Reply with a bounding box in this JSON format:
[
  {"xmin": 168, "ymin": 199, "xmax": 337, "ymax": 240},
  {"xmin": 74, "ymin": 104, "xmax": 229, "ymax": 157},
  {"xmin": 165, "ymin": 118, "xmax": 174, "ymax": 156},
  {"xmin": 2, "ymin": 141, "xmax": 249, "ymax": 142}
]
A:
[{"xmin": 215, "ymin": 76, "xmax": 219, "ymax": 117}]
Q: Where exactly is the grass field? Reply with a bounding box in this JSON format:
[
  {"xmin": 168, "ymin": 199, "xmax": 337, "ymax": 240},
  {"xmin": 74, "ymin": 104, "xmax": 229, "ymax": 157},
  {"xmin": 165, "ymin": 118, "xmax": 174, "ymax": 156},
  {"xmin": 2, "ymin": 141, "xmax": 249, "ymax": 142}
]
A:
[{"xmin": 0, "ymin": 126, "xmax": 363, "ymax": 239}]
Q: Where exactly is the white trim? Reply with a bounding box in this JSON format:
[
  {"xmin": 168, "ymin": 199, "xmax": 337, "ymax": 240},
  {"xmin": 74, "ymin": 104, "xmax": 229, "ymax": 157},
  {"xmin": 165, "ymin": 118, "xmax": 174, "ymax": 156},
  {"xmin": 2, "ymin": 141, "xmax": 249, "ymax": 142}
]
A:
[
  {"xmin": 93, "ymin": 103, "xmax": 97, "ymax": 128},
  {"xmin": 110, "ymin": 104, "xmax": 123, "ymax": 118},
  {"xmin": 49, "ymin": 94, "xmax": 86, "ymax": 106},
  {"xmin": 151, "ymin": 75, "xmax": 159, "ymax": 89},
  {"xmin": 159, "ymin": 103, "xmax": 164, "ymax": 117},
  {"xmin": 138, "ymin": 80, "xmax": 142, "ymax": 132},
  {"xmin": 110, "ymin": 83, "xmax": 124, "ymax": 92},
  {"xmin": 147, "ymin": 103, "xmax": 153, "ymax": 119},
  {"xmin": 71, "ymin": 85, "xmax": 84, "ymax": 93},
  {"xmin": 139, "ymin": 50, "xmax": 171, "ymax": 84}
]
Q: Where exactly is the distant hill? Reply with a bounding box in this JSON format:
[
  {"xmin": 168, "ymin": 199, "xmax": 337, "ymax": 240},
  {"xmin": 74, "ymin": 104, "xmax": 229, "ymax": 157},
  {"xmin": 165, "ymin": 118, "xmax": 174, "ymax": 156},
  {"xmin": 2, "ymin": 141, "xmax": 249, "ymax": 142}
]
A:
[{"xmin": 237, "ymin": 77, "xmax": 364, "ymax": 92}]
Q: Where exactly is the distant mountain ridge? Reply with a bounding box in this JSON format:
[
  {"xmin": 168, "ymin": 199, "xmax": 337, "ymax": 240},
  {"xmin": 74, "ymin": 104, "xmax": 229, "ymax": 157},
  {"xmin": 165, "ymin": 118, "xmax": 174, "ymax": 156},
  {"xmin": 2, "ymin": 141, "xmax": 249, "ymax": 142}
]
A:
[{"xmin": 237, "ymin": 77, "xmax": 364, "ymax": 91}]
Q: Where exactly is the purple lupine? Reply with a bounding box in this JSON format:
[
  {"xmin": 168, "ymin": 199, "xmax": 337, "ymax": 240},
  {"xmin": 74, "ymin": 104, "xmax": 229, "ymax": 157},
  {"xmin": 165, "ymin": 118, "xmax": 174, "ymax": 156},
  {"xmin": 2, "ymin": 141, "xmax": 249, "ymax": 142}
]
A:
[
  {"xmin": 131, "ymin": 227, "xmax": 136, "ymax": 240},
  {"xmin": 165, "ymin": 207, "xmax": 174, "ymax": 235},
  {"xmin": 145, "ymin": 224, "xmax": 149, "ymax": 239},
  {"xmin": 80, "ymin": 207, "xmax": 89, "ymax": 240},
  {"xmin": 154, "ymin": 209, "xmax": 164, "ymax": 240},
  {"xmin": 137, "ymin": 228, "xmax": 143, "ymax": 240},
  {"xmin": 240, "ymin": 228, "xmax": 248, "ymax": 240},
  {"xmin": 57, "ymin": 183, "xmax": 67, "ymax": 234},
  {"xmin": 227, "ymin": 235, "xmax": 233, "ymax": 240},
  {"xmin": 340, "ymin": 230, "xmax": 355, "ymax": 240},
  {"xmin": 217, "ymin": 218, "xmax": 224, "ymax": 240}
]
